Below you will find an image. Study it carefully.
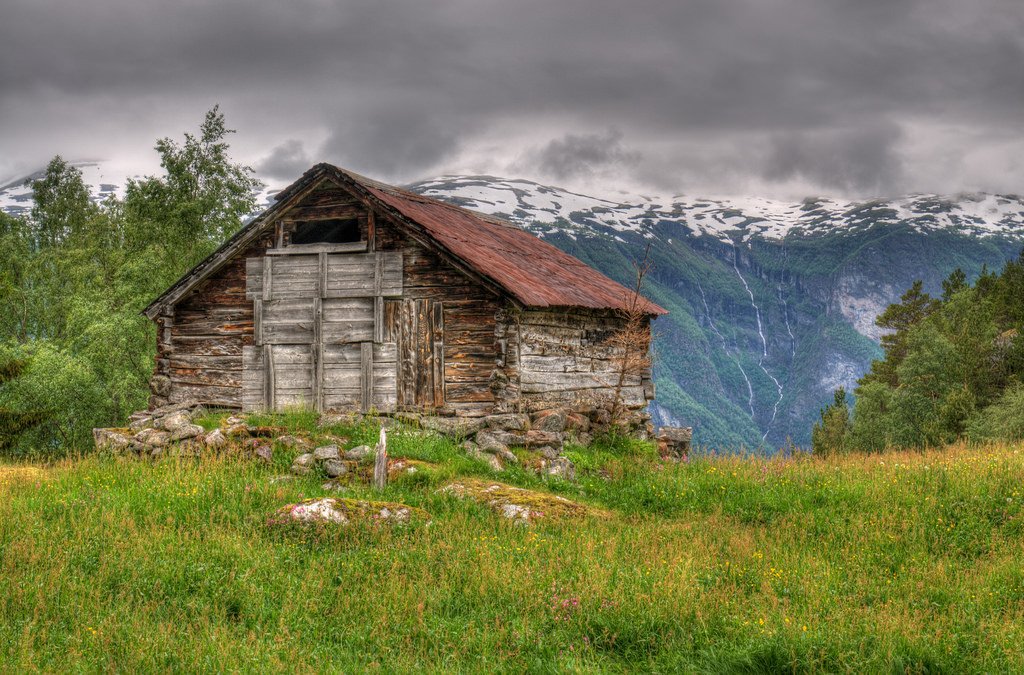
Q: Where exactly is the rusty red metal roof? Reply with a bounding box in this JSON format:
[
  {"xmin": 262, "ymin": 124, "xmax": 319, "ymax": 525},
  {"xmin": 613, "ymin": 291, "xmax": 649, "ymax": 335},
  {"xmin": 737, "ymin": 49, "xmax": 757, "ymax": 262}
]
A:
[
  {"xmin": 330, "ymin": 166, "xmax": 667, "ymax": 315},
  {"xmin": 145, "ymin": 163, "xmax": 667, "ymax": 318}
]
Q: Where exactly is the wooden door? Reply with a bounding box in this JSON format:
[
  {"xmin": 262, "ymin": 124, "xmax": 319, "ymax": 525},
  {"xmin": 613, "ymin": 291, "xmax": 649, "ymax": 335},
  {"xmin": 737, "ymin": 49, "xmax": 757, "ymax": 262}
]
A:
[
  {"xmin": 397, "ymin": 298, "xmax": 445, "ymax": 410},
  {"xmin": 242, "ymin": 251, "xmax": 402, "ymax": 413}
]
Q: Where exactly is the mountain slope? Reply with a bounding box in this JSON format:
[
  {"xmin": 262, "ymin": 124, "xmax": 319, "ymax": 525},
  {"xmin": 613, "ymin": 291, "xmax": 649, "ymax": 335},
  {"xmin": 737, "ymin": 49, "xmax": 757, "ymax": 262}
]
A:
[{"xmin": 411, "ymin": 176, "xmax": 1024, "ymax": 449}]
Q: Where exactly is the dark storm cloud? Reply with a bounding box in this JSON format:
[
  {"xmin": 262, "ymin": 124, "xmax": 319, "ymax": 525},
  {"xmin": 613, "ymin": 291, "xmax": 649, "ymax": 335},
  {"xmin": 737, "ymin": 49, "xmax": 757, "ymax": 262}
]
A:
[
  {"xmin": 0, "ymin": 0, "xmax": 1021, "ymax": 196},
  {"xmin": 524, "ymin": 129, "xmax": 642, "ymax": 182},
  {"xmin": 763, "ymin": 122, "xmax": 905, "ymax": 195},
  {"xmin": 255, "ymin": 140, "xmax": 312, "ymax": 181}
]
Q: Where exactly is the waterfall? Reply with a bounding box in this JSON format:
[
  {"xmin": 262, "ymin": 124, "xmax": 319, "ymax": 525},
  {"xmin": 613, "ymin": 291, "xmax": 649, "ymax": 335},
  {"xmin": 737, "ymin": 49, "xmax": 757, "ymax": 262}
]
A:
[
  {"xmin": 729, "ymin": 243, "xmax": 784, "ymax": 442},
  {"xmin": 698, "ymin": 281, "xmax": 755, "ymax": 418},
  {"xmin": 778, "ymin": 287, "xmax": 797, "ymax": 361}
]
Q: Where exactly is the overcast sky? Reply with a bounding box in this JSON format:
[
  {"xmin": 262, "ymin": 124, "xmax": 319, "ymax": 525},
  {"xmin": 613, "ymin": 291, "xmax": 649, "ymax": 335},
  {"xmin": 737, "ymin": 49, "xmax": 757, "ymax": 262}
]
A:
[{"xmin": 1, "ymin": 0, "xmax": 1022, "ymax": 199}]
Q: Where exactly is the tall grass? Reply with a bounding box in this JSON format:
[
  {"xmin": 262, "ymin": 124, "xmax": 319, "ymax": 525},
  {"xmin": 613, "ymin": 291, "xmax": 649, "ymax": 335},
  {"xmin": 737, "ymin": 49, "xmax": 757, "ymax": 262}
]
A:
[{"xmin": 2, "ymin": 425, "xmax": 1023, "ymax": 671}]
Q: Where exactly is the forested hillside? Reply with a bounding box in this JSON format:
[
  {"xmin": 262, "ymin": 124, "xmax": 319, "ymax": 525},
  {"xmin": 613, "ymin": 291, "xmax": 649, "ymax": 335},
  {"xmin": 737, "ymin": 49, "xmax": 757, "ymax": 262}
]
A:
[{"xmin": 813, "ymin": 257, "xmax": 1024, "ymax": 453}]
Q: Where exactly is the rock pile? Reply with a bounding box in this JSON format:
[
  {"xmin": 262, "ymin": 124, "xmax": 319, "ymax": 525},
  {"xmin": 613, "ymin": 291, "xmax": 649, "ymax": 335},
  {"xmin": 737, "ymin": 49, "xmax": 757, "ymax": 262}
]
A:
[{"xmin": 441, "ymin": 478, "xmax": 606, "ymax": 525}]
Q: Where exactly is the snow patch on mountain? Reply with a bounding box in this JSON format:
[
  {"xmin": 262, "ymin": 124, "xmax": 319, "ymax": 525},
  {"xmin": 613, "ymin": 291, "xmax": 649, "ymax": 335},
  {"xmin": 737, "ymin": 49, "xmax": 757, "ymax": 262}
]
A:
[{"xmin": 412, "ymin": 176, "xmax": 1024, "ymax": 242}]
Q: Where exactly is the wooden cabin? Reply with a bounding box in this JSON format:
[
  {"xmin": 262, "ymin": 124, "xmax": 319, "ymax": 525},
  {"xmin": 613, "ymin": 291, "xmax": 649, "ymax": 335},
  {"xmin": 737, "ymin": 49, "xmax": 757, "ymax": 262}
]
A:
[{"xmin": 143, "ymin": 163, "xmax": 666, "ymax": 421}]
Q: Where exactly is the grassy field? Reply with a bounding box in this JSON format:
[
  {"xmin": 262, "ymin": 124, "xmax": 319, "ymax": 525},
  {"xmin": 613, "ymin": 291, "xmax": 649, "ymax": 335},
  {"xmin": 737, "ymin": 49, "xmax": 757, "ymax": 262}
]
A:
[{"xmin": 2, "ymin": 416, "xmax": 1024, "ymax": 672}]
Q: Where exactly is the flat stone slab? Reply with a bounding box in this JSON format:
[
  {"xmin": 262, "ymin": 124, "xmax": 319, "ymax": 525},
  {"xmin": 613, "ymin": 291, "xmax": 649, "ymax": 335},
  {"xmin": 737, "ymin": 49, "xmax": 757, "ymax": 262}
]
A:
[
  {"xmin": 267, "ymin": 497, "xmax": 429, "ymax": 527},
  {"xmin": 441, "ymin": 478, "xmax": 605, "ymax": 525}
]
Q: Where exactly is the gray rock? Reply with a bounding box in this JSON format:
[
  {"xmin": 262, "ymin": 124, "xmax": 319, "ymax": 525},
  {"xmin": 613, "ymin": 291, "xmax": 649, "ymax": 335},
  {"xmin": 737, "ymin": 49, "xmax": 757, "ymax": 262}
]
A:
[
  {"xmin": 476, "ymin": 430, "xmax": 512, "ymax": 453},
  {"xmin": 344, "ymin": 445, "xmax": 371, "ymax": 460},
  {"xmin": 128, "ymin": 415, "xmax": 154, "ymax": 432},
  {"xmin": 224, "ymin": 423, "xmax": 249, "ymax": 438},
  {"xmin": 149, "ymin": 374, "xmax": 172, "ymax": 397},
  {"xmin": 276, "ymin": 435, "xmax": 311, "ymax": 451},
  {"xmin": 532, "ymin": 409, "xmax": 567, "ymax": 433},
  {"xmin": 158, "ymin": 411, "xmax": 192, "ymax": 432},
  {"xmin": 204, "ymin": 428, "xmax": 228, "ymax": 449},
  {"xmin": 134, "ymin": 428, "xmax": 170, "ymax": 447},
  {"xmin": 93, "ymin": 428, "xmax": 131, "ymax": 453},
  {"xmin": 290, "ymin": 452, "xmax": 315, "ymax": 476},
  {"xmin": 321, "ymin": 479, "xmax": 350, "ymax": 492},
  {"xmin": 545, "ymin": 456, "xmax": 576, "ymax": 481},
  {"xmin": 525, "ymin": 430, "xmax": 563, "ymax": 449},
  {"xmin": 313, "ymin": 445, "xmax": 340, "ymax": 462},
  {"xmin": 494, "ymin": 446, "xmax": 519, "ymax": 465},
  {"xmin": 253, "ymin": 445, "xmax": 273, "ymax": 462},
  {"xmin": 149, "ymin": 400, "xmax": 199, "ymax": 418},
  {"xmin": 224, "ymin": 415, "xmax": 247, "ymax": 427},
  {"xmin": 483, "ymin": 413, "xmax": 530, "ymax": 432},
  {"xmin": 538, "ymin": 445, "xmax": 560, "ymax": 460},
  {"xmin": 322, "ymin": 458, "xmax": 349, "ymax": 478},
  {"xmin": 169, "ymin": 423, "xmax": 205, "ymax": 442},
  {"xmin": 466, "ymin": 446, "xmax": 504, "ymax": 472},
  {"xmin": 419, "ymin": 415, "xmax": 485, "ymax": 438}
]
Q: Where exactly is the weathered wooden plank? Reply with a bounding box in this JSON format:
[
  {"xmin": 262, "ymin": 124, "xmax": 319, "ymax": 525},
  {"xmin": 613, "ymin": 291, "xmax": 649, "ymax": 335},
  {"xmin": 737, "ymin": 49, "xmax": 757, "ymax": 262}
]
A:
[
  {"xmin": 432, "ymin": 300, "xmax": 445, "ymax": 408},
  {"xmin": 313, "ymin": 296, "xmax": 323, "ymax": 412},
  {"xmin": 444, "ymin": 383, "xmax": 495, "ymax": 403},
  {"xmin": 261, "ymin": 323, "xmax": 315, "ymax": 345},
  {"xmin": 242, "ymin": 346, "xmax": 263, "ymax": 411},
  {"xmin": 245, "ymin": 257, "xmax": 263, "ymax": 299},
  {"xmin": 263, "ymin": 344, "xmax": 275, "ymax": 409},
  {"xmin": 398, "ymin": 299, "xmax": 415, "ymax": 408},
  {"xmin": 322, "ymin": 321, "xmax": 374, "ymax": 344},
  {"xmin": 253, "ymin": 299, "xmax": 263, "ymax": 346},
  {"xmin": 168, "ymin": 354, "xmax": 243, "ymax": 369},
  {"xmin": 263, "ymin": 257, "xmax": 273, "ymax": 301},
  {"xmin": 281, "ymin": 203, "xmax": 364, "ymax": 222},
  {"xmin": 361, "ymin": 342, "xmax": 373, "ymax": 413}
]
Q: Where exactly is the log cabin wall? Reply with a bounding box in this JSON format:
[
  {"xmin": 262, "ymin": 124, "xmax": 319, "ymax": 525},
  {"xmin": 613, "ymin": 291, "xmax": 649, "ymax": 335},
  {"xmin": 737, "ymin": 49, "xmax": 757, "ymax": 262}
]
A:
[
  {"xmin": 504, "ymin": 308, "xmax": 654, "ymax": 413},
  {"xmin": 151, "ymin": 175, "xmax": 653, "ymax": 420},
  {"xmin": 154, "ymin": 236, "xmax": 273, "ymax": 408},
  {"xmin": 374, "ymin": 214, "xmax": 503, "ymax": 417}
]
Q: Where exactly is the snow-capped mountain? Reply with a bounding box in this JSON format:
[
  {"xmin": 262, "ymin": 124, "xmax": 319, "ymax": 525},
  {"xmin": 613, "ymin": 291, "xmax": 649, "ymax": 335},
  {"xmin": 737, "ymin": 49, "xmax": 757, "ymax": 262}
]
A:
[
  {"xmin": 5, "ymin": 163, "xmax": 1023, "ymax": 449},
  {"xmin": 413, "ymin": 175, "xmax": 1024, "ymax": 242}
]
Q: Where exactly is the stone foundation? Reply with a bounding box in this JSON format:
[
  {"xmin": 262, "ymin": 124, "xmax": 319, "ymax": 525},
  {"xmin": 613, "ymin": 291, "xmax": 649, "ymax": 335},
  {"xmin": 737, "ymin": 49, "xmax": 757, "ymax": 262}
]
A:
[{"xmin": 656, "ymin": 427, "xmax": 693, "ymax": 462}]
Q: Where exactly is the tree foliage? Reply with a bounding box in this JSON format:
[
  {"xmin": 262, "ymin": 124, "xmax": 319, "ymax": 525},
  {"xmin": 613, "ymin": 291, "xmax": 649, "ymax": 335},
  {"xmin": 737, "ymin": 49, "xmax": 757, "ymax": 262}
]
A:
[
  {"xmin": 0, "ymin": 107, "xmax": 260, "ymax": 456},
  {"xmin": 818, "ymin": 254, "xmax": 1024, "ymax": 452}
]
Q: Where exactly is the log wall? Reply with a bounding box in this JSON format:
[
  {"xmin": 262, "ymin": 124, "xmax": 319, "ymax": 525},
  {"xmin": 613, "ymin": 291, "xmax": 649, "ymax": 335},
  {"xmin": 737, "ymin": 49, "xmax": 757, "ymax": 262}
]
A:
[
  {"xmin": 155, "ymin": 236, "xmax": 273, "ymax": 408},
  {"xmin": 375, "ymin": 217, "xmax": 502, "ymax": 415},
  {"xmin": 500, "ymin": 308, "xmax": 653, "ymax": 412}
]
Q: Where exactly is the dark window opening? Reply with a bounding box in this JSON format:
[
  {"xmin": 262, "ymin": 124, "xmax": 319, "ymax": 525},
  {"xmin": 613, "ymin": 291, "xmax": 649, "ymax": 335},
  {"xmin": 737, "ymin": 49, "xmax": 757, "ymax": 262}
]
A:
[{"xmin": 290, "ymin": 218, "xmax": 361, "ymax": 245}]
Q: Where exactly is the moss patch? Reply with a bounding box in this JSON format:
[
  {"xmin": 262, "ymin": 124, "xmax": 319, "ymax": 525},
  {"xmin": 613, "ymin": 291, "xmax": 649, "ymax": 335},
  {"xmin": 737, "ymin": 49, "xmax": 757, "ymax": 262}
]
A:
[{"xmin": 441, "ymin": 478, "xmax": 608, "ymax": 524}]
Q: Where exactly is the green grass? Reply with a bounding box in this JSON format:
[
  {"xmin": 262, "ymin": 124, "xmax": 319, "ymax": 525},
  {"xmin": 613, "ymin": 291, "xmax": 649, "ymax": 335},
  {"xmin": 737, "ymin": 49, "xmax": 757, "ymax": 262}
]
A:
[{"xmin": 3, "ymin": 417, "xmax": 1024, "ymax": 671}]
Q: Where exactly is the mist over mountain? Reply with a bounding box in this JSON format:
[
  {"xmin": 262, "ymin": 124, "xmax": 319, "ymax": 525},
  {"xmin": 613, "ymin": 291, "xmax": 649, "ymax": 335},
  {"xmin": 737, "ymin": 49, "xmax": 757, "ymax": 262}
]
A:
[{"xmin": 4, "ymin": 163, "xmax": 1023, "ymax": 448}]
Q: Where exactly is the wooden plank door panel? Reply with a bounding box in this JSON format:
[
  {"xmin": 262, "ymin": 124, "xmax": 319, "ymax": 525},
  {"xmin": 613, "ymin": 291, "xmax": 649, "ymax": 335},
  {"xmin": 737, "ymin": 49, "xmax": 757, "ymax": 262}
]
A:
[{"xmin": 398, "ymin": 299, "xmax": 444, "ymax": 410}]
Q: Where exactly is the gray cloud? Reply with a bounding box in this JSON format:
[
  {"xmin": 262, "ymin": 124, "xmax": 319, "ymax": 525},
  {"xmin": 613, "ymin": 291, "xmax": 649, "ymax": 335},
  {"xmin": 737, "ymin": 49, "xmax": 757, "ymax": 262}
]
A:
[
  {"xmin": 763, "ymin": 122, "xmax": 905, "ymax": 195},
  {"xmin": 524, "ymin": 129, "xmax": 642, "ymax": 183},
  {"xmin": 0, "ymin": 0, "xmax": 1021, "ymax": 197},
  {"xmin": 255, "ymin": 140, "xmax": 312, "ymax": 181}
]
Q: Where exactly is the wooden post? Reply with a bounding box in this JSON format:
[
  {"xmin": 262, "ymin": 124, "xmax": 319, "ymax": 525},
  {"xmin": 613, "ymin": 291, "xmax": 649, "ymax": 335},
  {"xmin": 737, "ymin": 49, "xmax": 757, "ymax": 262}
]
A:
[{"xmin": 373, "ymin": 426, "xmax": 388, "ymax": 490}]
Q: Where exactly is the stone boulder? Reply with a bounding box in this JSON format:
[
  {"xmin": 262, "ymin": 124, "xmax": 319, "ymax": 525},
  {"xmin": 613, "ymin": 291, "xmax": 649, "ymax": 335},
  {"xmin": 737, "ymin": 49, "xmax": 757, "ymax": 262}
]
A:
[
  {"xmin": 544, "ymin": 456, "xmax": 576, "ymax": 481},
  {"xmin": 657, "ymin": 426, "xmax": 692, "ymax": 462},
  {"xmin": 441, "ymin": 478, "xmax": 605, "ymax": 525},
  {"xmin": 344, "ymin": 445, "xmax": 371, "ymax": 460},
  {"xmin": 267, "ymin": 498, "xmax": 429, "ymax": 527},
  {"xmin": 93, "ymin": 428, "xmax": 132, "ymax": 453}
]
